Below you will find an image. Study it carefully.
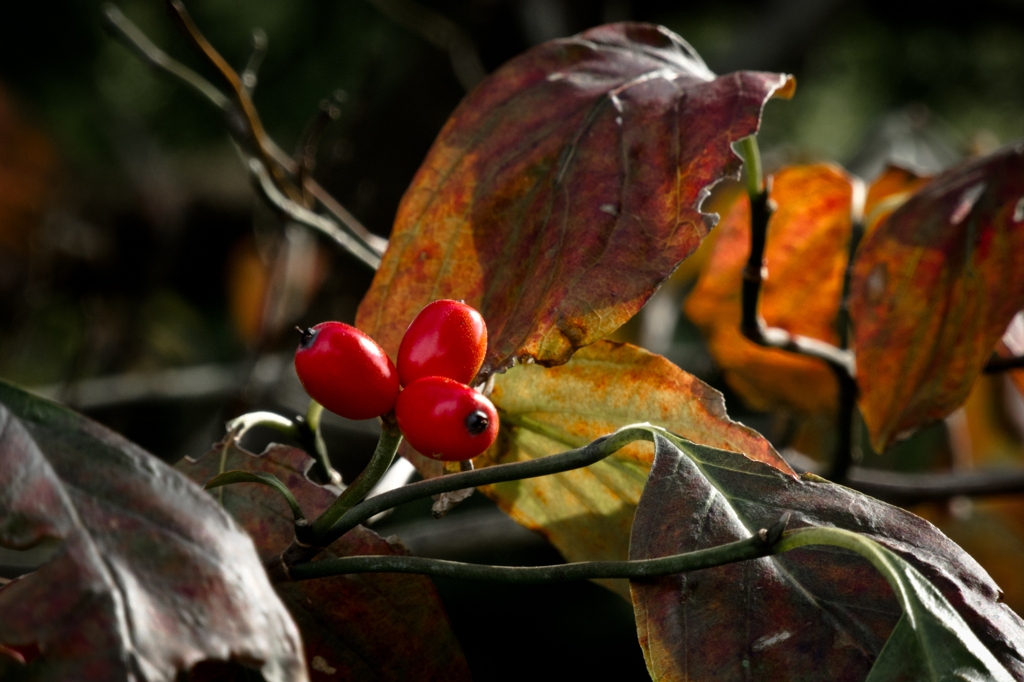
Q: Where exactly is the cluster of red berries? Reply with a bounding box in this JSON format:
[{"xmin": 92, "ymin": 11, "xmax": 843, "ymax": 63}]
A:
[{"xmin": 293, "ymin": 300, "xmax": 497, "ymax": 461}]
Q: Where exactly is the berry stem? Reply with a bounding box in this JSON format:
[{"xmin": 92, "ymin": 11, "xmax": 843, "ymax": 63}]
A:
[
  {"xmin": 301, "ymin": 400, "xmax": 341, "ymax": 486},
  {"xmin": 308, "ymin": 416, "xmax": 404, "ymax": 540},
  {"xmin": 321, "ymin": 424, "xmax": 661, "ymax": 545},
  {"xmin": 286, "ymin": 514, "xmax": 790, "ymax": 583}
]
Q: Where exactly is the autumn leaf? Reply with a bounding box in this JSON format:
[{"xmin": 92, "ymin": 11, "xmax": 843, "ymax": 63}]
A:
[
  {"xmin": 686, "ymin": 164, "xmax": 855, "ymax": 414},
  {"xmin": 850, "ymin": 142, "xmax": 1024, "ymax": 451},
  {"xmin": 0, "ymin": 380, "xmax": 307, "ymax": 682},
  {"xmin": 685, "ymin": 164, "xmax": 930, "ymax": 420},
  {"xmin": 628, "ymin": 433, "xmax": 1024, "ymax": 681},
  {"xmin": 177, "ymin": 442, "xmax": 471, "ymax": 682},
  {"xmin": 357, "ymin": 22, "xmax": 793, "ymax": 374},
  {"xmin": 462, "ymin": 340, "xmax": 791, "ymax": 597}
]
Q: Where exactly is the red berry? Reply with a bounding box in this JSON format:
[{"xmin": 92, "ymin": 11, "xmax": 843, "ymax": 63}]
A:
[
  {"xmin": 395, "ymin": 376, "xmax": 498, "ymax": 461},
  {"xmin": 294, "ymin": 322, "xmax": 400, "ymax": 420},
  {"xmin": 397, "ymin": 300, "xmax": 488, "ymax": 387}
]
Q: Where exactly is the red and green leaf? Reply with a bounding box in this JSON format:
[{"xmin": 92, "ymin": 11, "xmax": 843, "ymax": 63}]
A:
[
  {"xmin": 851, "ymin": 143, "xmax": 1024, "ymax": 451},
  {"xmin": 356, "ymin": 22, "xmax": 793, "ymax": 374},
  {"xmin": 628, "ymin": 433, "xmax": 1024, "ymax": 681}
]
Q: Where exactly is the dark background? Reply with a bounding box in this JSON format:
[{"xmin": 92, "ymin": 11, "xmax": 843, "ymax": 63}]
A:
[{"xmin": 1, "ymin": 1, "xmax": 1023, "ymax": 679}]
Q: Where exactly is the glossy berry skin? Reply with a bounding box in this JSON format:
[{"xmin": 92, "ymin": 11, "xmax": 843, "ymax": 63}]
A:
[
  {"xmin": 397, "ymin": 300, "xmax": 488, "ymax": 387},
  {"xmin": 294, "ymin": 322, "xmax": 400, "ymax": 420},
  {"xmin": 395, "ymin": 376, "xmax": 498, "ymax": 461}
]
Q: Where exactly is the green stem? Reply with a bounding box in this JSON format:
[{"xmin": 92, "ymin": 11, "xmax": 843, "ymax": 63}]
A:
[
  {"xmin": 738, "ymin": 135, "xmax": 764, "ymax": 199},
  {"xmin": 773, "ymin": 527, "xmax": 910, "ymax": 608},
  {"xmin": 301, "ymin": 400, "xmax": 340, "ymax": 485},
  {"xmin": 323, "ymin": 424, "xmax": 659, "ymax": 546},
  {"xmin": 309, "ymin": 418, "xmax": 403, "ymax": 540},
  {"xmin": 290, "ymin": 522, "xmax": 784, "ymax": 583},
  {"xmin": 226, "ymin": 411, "xmax": 300, "ymax": 440}
]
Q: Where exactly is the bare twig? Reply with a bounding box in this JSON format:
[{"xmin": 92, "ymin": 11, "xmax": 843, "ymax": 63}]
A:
[
  {"xmin": 103, "ymin": 0, "xmax": 388, "ymax": 264},
  {"xmin": 240, "ymin": 28, "xmax": 267, "ymax": 92},
  {"xmin": 738, "ymin": 184, "xmax": 857, "ymax": 376},
  {"xmin": 295, "ymin": 97, "xmax": 343, "ymax": 206},
  {"xmin": 249, "ymin": 158, "xmax": 382, "ymax": 269},
  {"xmin": 101, "ymin": 4, "xmax": 229, "ymax": 110},
  {"xmin": 737, "ymin": 136, "xmax": 859, "ymax": 482},
  {"xmin": 783, "ymin": 449, "xmax": 1024, "ymax": 504},
  {"xmin": 984, "ymin": 354, "xmax": 1024, "ymax": 373}
]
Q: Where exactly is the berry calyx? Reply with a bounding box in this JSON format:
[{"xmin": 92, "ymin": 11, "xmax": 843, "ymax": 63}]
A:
[
  {"xmin": 294, "ymin": 322, "xmax": 400, "ymax": 420},
  {"xmin": 395, "ymin": 376, "xmax": 499, "ymax": 461},
  {"xmin": 397, "ymin": 299, "xmax": 488, "ymax": 387}
]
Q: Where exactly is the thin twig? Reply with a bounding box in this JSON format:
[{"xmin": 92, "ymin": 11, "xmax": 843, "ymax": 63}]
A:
[
  {"xmin": 983, "ymin": 354, "xmax": 1024, "ymax": 373},
  {"xmin": 309, "ymin": 419, "xmax": 402, "ymax": 538},
  {"xmin": 737, "ymin": 136, "xmax": 858, "ymax": 481},
  {"xmin": 287, "ymin": 514, "xmax": 789, "ymax": 582},
  {"xmin": 241, "ymin": 28, "xmax": 267, "ymax": 92},
  {"xmin": 824, "ymin": 180, "xmax": 866, "ymax": 481},
  {"xmin": 249, "ymin": 157, "xmax": 382, "ymax": 269},
  {"xmin": 101, "ymin": 4, "xmax": 229, "ymax": 110},
  {"xmin": 105, "ymin": 1, "xmax": 389, "ymax": 260},
  {"xmin": 260, "ymin": 138, "xmax": 389, "ymax": 255},
  {"xmin": 264, "ymin": 426, "xmax": 657, "ymax": 580},
  {"xmin": 739, "ymin": 188, "xmax": 857, "ymax": 376},
  {"xmin": 294, "ymin": 98, "xmax": 342, "ymax": 206},
  {"xmin": 161, "ymin": 0, "xmax": 294, "ymax": 198}
]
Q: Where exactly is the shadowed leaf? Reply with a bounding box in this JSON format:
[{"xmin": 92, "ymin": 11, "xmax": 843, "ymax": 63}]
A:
[
  {"xmin": 456, "ymin": 341, "xmax": 791, "ymax": 597},
  {"xmin": 851, "ymin": 143, "xmax": 1024, "ymax": 451},
  {"xmin": 628, "ymin": 433, "xmax": 1024, "ymax": 681},
  {"xmin": 356, "ymin": 22, "xmax": 793, "ymax": 374},
  {"xmin": 0, "ymin": 380, "xmax": 307, "ymax": 682},
  {"xmin": 177, "ymin": 442, "xmax": 471, "ymax": 682},
  {"xmin": 685, "ymin": 164, "xmax": 929, "ymax": 417}
]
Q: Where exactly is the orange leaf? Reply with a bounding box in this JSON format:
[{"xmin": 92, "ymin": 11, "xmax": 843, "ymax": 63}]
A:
[
  {"xmin": 356, "ymin": 23, "xmax": 792, "ymax": 374},
  {"xmin": 851, "ymin": 143, "xmax": 1024, "ymax": 451},
  {"xmin": 686, "ymin": 164, "xmax": 930, "ymax": 418}
]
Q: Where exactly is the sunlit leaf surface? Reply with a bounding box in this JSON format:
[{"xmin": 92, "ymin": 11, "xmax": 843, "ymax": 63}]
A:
[
  {"xmin": 851, "ymin": 143, "xmax": 1024, "ymax": 451},
  {"xmin": 467, "ymin": 341, "xmax": 790, "ymax": 597},
  {"xmin": 357, "ymin": 22, "xmax": 793, "ymax": 374},
  {"xmin": 0, "ymin": 380, "xmax": 307, "ymax": 682},
  {"xmin": 177, "ymin": 443, "xmax": 471, "ymax": 682},
  {"xmin": 629, "ymin": 434, "xmax": 1024, "ymax": 681}
]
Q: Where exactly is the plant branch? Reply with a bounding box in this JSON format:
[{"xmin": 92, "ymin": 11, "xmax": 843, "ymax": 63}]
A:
[
  {"xmin": 737, "ymin": 135, "xmax": 858, "ymax": 482},
  {"xmin": 248, "ymin": 157, "xmax": 382, "ymax": 269},
  {"xmin": 842, "ymin": 468, "xmax": 1024, "ymax": 505},
  {"xmin": 325, "ymin": 424, "xmax": 660, "ymax": 546},
  {"xmin": 240, "ymin": 28, "xmax": 267, "ymax": 92},
  {"xmin": 263, "ymin": 424, "xmax": 661, "ymax": 581},
  {"xmin": 100, "ymin": 4, "xmax": 229, "ymax": 110},
  {"xmin": 103, "ymin": 0, "xmax": 387, "ymax": 264},
  {"xmin": 984, "ymin": 354, "xmax": 1024, "ymax": 373},
  {"xmin": 287, "ymin": 513, "xmax": 790, "ymax": 582},
  {"xmin": 308, "ymin": 418, "xmax": 404, "ymax": 539},
  {"xmin": 296, "ymin": 400, "xmax": 341, "ymax": 486},
  {"xmin": 738, "ymin": 181, "xmax": 857, "ymax": 376}
]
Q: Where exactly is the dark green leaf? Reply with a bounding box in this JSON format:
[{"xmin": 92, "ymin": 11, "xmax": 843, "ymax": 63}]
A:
[
  {"xmin": 0, "ymin": 380, "xmax": 307, "ymax": 682},
  {"xmin": 628, "ymin": 434, "xmax": 1024, "ymax": 681}
]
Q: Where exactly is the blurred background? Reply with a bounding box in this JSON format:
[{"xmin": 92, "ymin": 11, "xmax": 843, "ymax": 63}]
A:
[{"xmin": 2, "ymin": 0, "xmax": 1024, "ymax": 679}]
